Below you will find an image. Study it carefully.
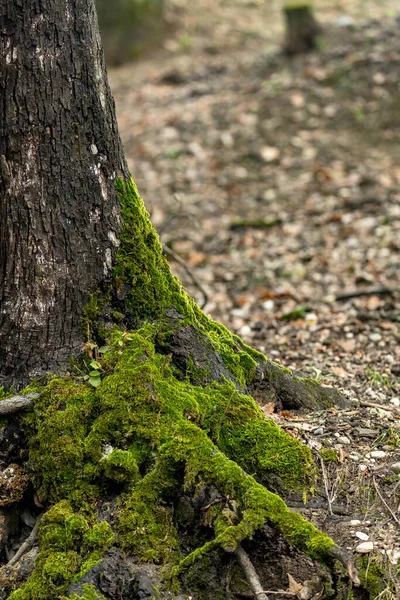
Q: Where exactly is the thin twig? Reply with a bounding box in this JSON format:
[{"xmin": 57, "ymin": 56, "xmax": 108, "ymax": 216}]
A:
[
  {"xmin": 255, "ymin": 592, "xmax": 294, "ymax": 596},
  {"xmin": 336, "ymin": 287, "xmax": 400, "ymax": 301},
  {"xmin": 163, "ymin": 245, "xmax": 208, "ymax": 309},
  {"xmin": 7, "ymin": 514, "xmax": 42, "ymax": 566},
  {"xmin": 373, "ymin": 477, "xmax": 400, "ymax": 525},
  {"xmin": 319, "ymin": 456, "xmax": 334, "ymax": 516},
  {"xmin": 235, "ymin": 544, "xmax": 268, "ymax": 600},
  {"xmin": 359, "ymin": 400, "xmax": 399, "ymax": 413},
  {"xmin": 0, "ymin": 393, "xmax": 39, "ymax": 416}
]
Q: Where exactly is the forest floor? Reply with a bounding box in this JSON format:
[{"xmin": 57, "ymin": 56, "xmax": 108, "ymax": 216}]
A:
[{"xmin": 109, "ymin": 0, "xmax": 400, "ymax": 594}]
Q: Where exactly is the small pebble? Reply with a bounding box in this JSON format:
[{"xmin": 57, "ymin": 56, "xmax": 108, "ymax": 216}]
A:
[
  {"xmin": 356, "ymin": 541, "xmax": 374, "ymax": 553},
  {"xmin": 359, "ymin": 464, "xmax": 368, "ymax": 473},
  {"xmin": 369, "ymin": 333, "xmax": 382, "ymax": 342},
  {"xmin": 355, "ymin": 531, "xmax": 369, "ymax": 541},
  {"xmin": 390, "ymin": 462, "xmax": 400, "ymax": 473},
  {"xmin": 390, "ymin": 397, "xmax": 400, "ymax": 407},
  {"xmin": 370, "ymin": 450, "xmax": 386, "ymax": 459},
  {"xmin": 338, "ymin": 436, "xmax": 351, "ymax": 445},
  {"xmin": 349, "ymin": 520, "xmax": 361, "ymax": 526},
  {"xmin": 239, "ymin": 325, "xmax": 252, "ymax": 336},
  {"xmin": 349, "ymin": 454, "xmax": 359, "ymax": 461}
]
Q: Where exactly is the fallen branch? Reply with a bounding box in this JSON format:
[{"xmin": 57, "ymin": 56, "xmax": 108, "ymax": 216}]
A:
[
  {"xmin": 336, "ymin": 288, "xmax": 400, "ymax": 301},
  {"xmin": 7, "ymin": 514, "xmax": 42, "ymax": 566},
  {"xmin": 358, "ymin": 400, "xmax": 399, "ymax": 413},
  {"xmin": 373, "ymin": 477, "xmax": 400, "ymax": 525},
  {"xmin": 0, "ymin": 392, "xmax": 39, "ymax": 416},
  {"xmin": 235, "ymin": 544, "xmax": 268, "ymax": 600},
  {"xmin": 163, "ymin": 245, "xmax": 208, "ymax": 309},
  {"xmin": 319, "ymin": 456, "xmax": 334, "ymax": 516},
  {"xmin": 255, "ymin": 592, "xmax": 294, "ymax": 597}
]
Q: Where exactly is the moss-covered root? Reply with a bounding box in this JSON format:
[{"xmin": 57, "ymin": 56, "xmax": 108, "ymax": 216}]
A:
[
  {"xmin": 160, "ymin": 421, "xmax": 335, "ymax": 575},
  {"xmin": 251, "ymin": 361, "xmax": 350, "ymax": 411}
]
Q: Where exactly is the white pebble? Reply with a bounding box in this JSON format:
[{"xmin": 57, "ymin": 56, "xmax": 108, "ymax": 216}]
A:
[
  {"xmin": 355, "ymin": 532, "xmax": 369, "ymax": 541},
  {"xmin": 391, "ymin": 397, "xmax": 400, "ymax": 407},
  {"xmin": 338, "ymin": 436, "xmax": 351, "ymax": 445},
  {"xmin": 349, "ymin": 520, "xmax": 361, "ymax": 526},
  {"xmin": 239, "ymin": 325, "xmax": 252, "ymax": 336},
  {"xmin": 390, "ymin": 463, "xmax": 400, "ymax": 472},
  {"xmin": 369, "ymin": 333, "xmax": 382, "ymax": 342},
  {"xmin": 356, "ymin": 541, "xmax": 374, "ymax": 553},
  {"xmin": 359, "ymin": 464, "xmax": 368, "ymax": 473},
  {"xmin": 370, "ymin": 451, "xmax": 386, "ymax": 459}
]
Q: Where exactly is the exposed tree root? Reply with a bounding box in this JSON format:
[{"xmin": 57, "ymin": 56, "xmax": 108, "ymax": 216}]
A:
[
  {"xmin": 0, "ymin": 393, "xmax": 38, "ymax": 416},
  {"xmin": 7, "ymin": 515, "xmax": 42, "ymax": 567},
  {"xmin": 235, "ymin": 544, "xmax": 268, "ymax": 600}
]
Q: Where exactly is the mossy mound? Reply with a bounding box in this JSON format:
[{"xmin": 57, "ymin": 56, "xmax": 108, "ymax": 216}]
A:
[{"xmin": 8, "ymin": 325, "xmax": 335, "ymax": 598}]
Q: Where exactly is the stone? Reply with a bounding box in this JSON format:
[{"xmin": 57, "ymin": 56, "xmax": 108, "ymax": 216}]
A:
[
  {"xmin": 354, "ymin": 427, "xmax": 380, "ymax": 438},
  {"xmin": 338, "ymin": 436, "xmax": 351, "ymax": 445},
  {"xmin": 369, "ymin": 333, "xmax": 382, "ymax": 342},
  {"xmin": 355, "ymin": 531, "xmax": 369, "ymax": 541},
  {"xmin": 356, "ymin": 541, "xmax": 374, "ymax": 553},
  {"xmin": 370, "ymin": 450, "xmax": 386, "ymax": 459}
]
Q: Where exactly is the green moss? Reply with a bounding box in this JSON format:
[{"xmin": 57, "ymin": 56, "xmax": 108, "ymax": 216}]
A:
[
  {"xmin": 319, "ymin": 448, "xmax": 339, "ymax": 463},
  {"xmin": 65, "ymin": 584, "xmax": 107, "ymax": 600},
  {"xmin": 359, "ymin": 556, "xmax": 386, "ymax": 599},
  {"xmin": 284, "ymin": 1, "xmax": 314, "ymax": 12},
  {"xmin": 102, "ymin": 448, "xmax": 140, "ymax": 483},
  {"xmin": 112, "ymin": 178, "xmax": 265, "ymax": 388},
  {"xmin": 8, "ymin": 502, "xmax": 113, "ymax": 600}
]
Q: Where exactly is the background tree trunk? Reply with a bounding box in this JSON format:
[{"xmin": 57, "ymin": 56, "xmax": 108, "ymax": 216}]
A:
[
  {"xmin": 283, "ymin": 2, "xmax": 321, "ymax": 55},
  {"xmin": 96, "ymin": 0, "xmax": 165, "ymax": 65},
  {"xmin": 0, "ymin": 0, "xmax": 128, "ymax": 389}
]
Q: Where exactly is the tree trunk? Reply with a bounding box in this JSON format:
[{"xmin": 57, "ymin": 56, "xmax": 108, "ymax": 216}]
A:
[
  {"xmin": 283, "ymin": 2, "xmax": 321, "ymax": 55},
  {"xmin": 0, "ymin": 2, "xmax": 363, "ymax": 600},
  {"xmin": 0, "ymin": 0, "xmax": 128, "ymax": 389},
  {"xmin": 96, "ymin": 0, "xmax": 165, "ymax": 66}
]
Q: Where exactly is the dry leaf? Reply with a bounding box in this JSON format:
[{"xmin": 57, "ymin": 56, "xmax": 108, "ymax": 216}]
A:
[
  {"xmin": 338, "ymin": 338, "xmax": 356, "ymax": 352},
  {"xmin": 331, "ymin": 366, "xmax": 349, "ymax": 377},
  {"xmin": 287, "ymin": 573, "xmax": 303, "ymax": 594},
  {"xmin": 339, "ymin": 447, "xmax": 349, "ymax": 463},
  {"xmin": 261, "ymin": 402, "xmax": 275, "ymax": 416}
]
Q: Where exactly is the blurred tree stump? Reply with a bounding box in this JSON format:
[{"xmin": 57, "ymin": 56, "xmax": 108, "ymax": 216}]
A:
[
  {"xmin": 283, "ymin": 2, "xmax": 321, "ymax": 55},
  {"xmin": 96, "ymin": 0, "xmax": 165, "ymax": 65}
]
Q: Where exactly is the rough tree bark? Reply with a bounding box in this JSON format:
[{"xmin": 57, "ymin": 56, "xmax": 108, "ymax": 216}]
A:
[
  {"xmin": 0, "ymin": 0, "xmax": 127, "ymax": 389},
  {"xmin": 0, "ymin": 2, "xmax": 365, "ymax": 600}
]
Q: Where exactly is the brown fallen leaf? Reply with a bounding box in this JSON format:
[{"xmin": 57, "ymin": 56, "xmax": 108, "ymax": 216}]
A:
[
  {"xmin": 338, "ymin": 338, "xmax": 356, "ymax": 352},
  {"xmin": 331, "ymin": 366, "xmax": 349, "ymax": 377},
  {"xmin": 261, "ymin": 402, "xmax": 275, "ymax": 416},
  {"xmin": 288, "ymin": 573, "xmax": 303, "ymax": 595},
  {"xmin": 339, "ymin": 447, "xmax": 349, "ymax": 463}
]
